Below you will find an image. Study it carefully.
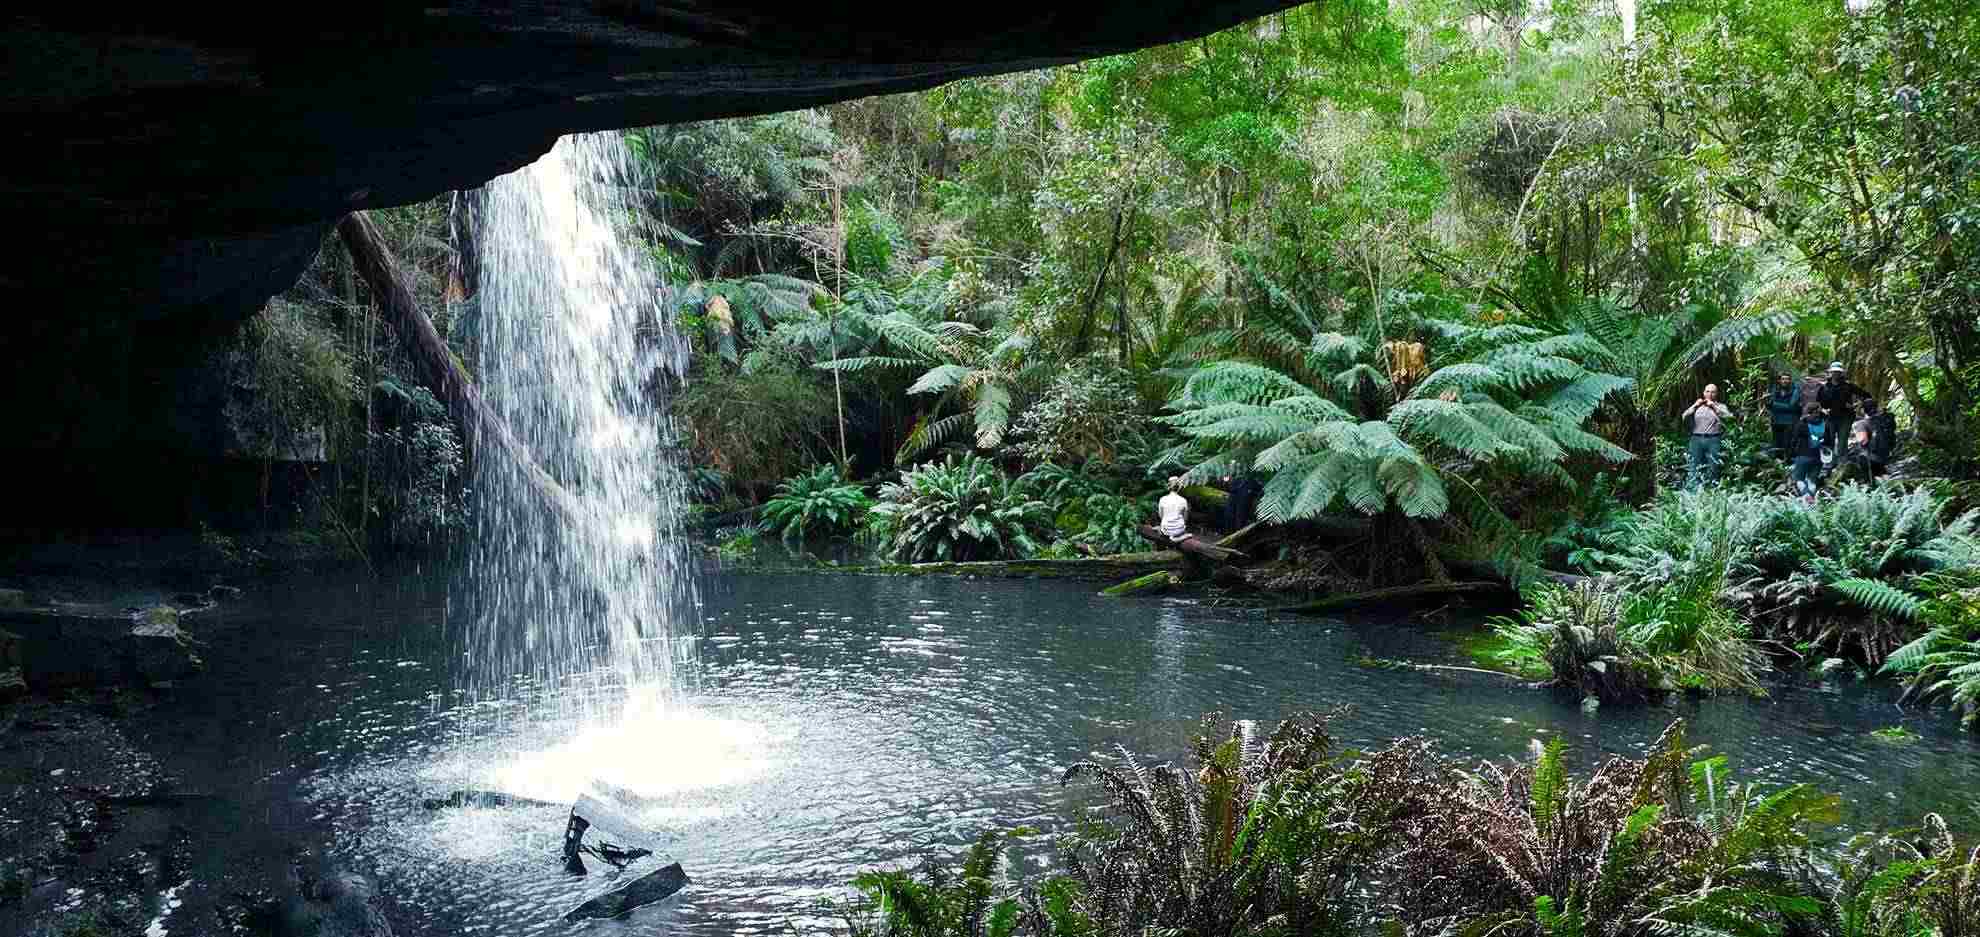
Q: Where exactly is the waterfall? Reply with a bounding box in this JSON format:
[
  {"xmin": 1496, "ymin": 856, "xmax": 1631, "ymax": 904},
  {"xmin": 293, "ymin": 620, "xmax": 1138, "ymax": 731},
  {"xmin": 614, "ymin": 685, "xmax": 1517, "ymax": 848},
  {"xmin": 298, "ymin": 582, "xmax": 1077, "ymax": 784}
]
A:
[{"xmin": 460, "ymin": 132, "xmax": 699, "ymax": 722}]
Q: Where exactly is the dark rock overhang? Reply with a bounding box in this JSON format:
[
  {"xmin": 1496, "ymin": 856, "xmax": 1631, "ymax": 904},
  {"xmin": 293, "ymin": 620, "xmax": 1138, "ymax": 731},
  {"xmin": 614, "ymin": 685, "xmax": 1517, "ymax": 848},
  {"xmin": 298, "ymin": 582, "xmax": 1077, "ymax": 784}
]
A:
[{"xmin": 3, "ymin": 4, "xmax": 1296, "ymax": 332}]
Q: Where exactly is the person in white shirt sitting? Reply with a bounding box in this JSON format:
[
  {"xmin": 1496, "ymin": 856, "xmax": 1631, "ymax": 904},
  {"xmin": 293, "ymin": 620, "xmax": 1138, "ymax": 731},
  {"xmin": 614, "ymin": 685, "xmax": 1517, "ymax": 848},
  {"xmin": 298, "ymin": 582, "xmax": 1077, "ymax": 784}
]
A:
[{"xmin": 1158, "ymin": 476, "xmax": 1192, "ymax": 543}]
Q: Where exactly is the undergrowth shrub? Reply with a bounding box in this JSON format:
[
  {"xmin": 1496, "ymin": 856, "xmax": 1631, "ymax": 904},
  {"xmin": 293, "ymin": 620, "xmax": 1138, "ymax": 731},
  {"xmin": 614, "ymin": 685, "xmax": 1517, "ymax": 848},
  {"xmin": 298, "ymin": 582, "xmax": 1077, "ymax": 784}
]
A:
[
  {"xmin": 827, "ymin": 714, "xmax": 1878, "ymax": 937},
  {"xmin": 1603, "ymin": 485, "xmax": 1980, "ymax": 665},
  {"xmin": 761, "ymin": 464, "xmax": 872, "ymax": 546},
  {"xmin": 870, "ymin": 455, "xmax": 1050, "ymax": 562},
  {"xmin": 1385, "ymin": 720, "xmax": 1839, "ymax": 936},
  {"xmin": 1493, "ymin": 579, "xmax": 1764, "ymax": 703},
  {"xmin": 1881, "ymin": 569, "xmax": 1980, "ymax": 727}
]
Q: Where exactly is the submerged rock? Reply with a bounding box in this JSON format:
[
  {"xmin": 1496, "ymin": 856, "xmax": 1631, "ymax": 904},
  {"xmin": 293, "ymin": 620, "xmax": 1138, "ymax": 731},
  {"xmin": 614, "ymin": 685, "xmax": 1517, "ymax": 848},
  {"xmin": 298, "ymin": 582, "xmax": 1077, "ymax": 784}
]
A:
[
  {"xmin": 0, "ymin": 603, "xmax": 202, "ymax": 691},
  {"xmin": 278, "ymin": 859, "xmax": 394, "ymax": 937},
  {"xmin": 563, "ymin": 863, "xmax": 689, "ymax": 921}
]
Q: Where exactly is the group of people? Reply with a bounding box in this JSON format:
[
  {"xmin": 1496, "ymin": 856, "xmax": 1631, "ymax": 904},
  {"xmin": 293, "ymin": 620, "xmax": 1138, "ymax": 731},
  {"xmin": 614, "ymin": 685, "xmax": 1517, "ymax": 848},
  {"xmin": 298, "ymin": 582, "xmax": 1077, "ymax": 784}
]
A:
[{"xmin": 1683, "ymin": 362, "xmax": 1897, "ymax": 502}]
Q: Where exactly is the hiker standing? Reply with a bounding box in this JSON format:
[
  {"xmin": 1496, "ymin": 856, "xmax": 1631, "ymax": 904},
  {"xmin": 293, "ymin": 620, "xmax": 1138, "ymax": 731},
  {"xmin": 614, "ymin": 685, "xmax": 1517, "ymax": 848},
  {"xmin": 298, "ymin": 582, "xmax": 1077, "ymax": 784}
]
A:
[
  {"xmin": 1817, "ymin": 361, "xmax": 1871, "ymax": 423},
  {"xmin": 1682, "ymin": 383, "xmax": 1735, "ymax": 488},
  {"xmin": 1766, "ymin": 372, "xmax": 1802, "ymax": 462},
  {"xmin": 1787, "ymin": 402, "xmax": 1832, "ymax": 504}
]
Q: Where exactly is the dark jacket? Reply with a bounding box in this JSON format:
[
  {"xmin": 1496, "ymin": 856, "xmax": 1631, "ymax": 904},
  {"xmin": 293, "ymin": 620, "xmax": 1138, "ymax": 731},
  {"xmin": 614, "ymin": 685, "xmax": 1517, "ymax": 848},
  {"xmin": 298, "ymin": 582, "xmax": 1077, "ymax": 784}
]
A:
[
  {"xmin": 1816, "ymin": 377, "xmax": 1871, "ymax": 414},
  {"xmin": 1767, "ymin": 385, "xmax": 1802, "ymax": 425},
  {"xmin": 1788, "ymin": 416, "xmax": 1835, "ymax": 460}
]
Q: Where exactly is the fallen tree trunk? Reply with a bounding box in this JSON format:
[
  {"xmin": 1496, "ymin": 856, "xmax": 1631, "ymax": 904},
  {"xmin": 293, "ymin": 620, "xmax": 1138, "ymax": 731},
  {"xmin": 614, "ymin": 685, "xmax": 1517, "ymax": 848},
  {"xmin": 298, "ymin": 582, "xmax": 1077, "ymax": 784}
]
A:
[
  {"xmin": 1136, "ymin": 525, "xmax": 1246, "ymax": 563},
  {"xmin": 1101, "ymin": 571, "xmax": 1176, "ymax": 597},
  {"xmin": 1281, "ymin": 581, "xmax": 1510, "ymax": 615},
  {"xmin": 839, "ymin": 553, "xmax": 1184, "ymax": 581},
  {"xmin": 337, "ymin": 211, "xmax": 580, "ymax": 523}
]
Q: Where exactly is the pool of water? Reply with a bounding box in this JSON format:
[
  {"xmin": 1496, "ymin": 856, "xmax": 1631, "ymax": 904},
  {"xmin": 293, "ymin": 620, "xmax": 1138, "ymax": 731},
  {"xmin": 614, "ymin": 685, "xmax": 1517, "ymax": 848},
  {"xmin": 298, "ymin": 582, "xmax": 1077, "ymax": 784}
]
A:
[{"xmin": 129, "ymin": 569, "xmax": 1980, "ymax": 935}]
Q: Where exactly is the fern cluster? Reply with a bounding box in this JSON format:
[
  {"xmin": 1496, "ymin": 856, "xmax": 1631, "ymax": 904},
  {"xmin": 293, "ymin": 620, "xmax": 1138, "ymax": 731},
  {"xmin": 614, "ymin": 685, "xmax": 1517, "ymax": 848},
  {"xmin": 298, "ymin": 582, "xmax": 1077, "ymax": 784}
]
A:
[
  {"xmin": 1386, "ymin": 720, "xmax": 1839, "ymax": 936},
  {"xmin": 1492, "ymin": 579, "xmax": 1765, "ymax": 703},
  {"xmin": 869, "ymin": 455, "xmax": 1052, "ymax": 562},
  {"xmin": 1881, "ymin": 570, "xmax": 1980, "ymax": 727},
  {"xmin": 834, "ymin": 714, "xmax": 1876, "ymax": 936},
  {"xmin": 1601, "ymin": 485, "xmax": 1980, "ymax": 665},
  {"xmin": 760, "ymin": 465, "xmax": 873, "ymax": 547},
  {"xmin": 1017, "ymin": 462, "xmax": 1158, "ymax": 556}
]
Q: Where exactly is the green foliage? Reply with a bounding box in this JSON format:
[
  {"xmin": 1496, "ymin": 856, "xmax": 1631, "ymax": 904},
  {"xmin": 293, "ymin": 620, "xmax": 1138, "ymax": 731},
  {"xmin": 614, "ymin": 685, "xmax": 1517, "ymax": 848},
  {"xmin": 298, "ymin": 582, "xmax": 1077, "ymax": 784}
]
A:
[
  {"xmin": 840, "ymin": 829, "xmax": 1047, "ymax": 937},
  {"xmin": 221, "ymin": 299, "xmax": 358, "ymax": 462},
  {"xmin": 1059, "ymin": 710, "xmax": 1421, "ymax": 936},
  {"xmin": 1602, "ymin": 485, "xmax": 1980, "ymax": 664},
  {"xmin": 1016, "ymin": 463, "xmax": 1155, "ymax": 556},
  {"xmin": 1882, "ymin": 571, "xmax": 1980, "ymax": 727},
  {"xmin": 761, "ymin": 465, "xmax": 873, "ymax": 547},
  {"xmin": 672, "ymin": 353, "xmax": 837, "ymax": 498},
  {"xmin": 1538, "ymin": 473, "xmax": 1634, "ymax": 573},
  {"xmin": 1806, "ymin": 813, "xmax": 1980, "ymax": 937},
  {"xmin": 1493, "ymin": 579, "xmax": 1764, "ymax": 703},
  {"xmin": 1010, "ymin": 362, "xmax": 1153, "ymax": 468},
  {"xmin": 1386, "ymin": 720, "xmax": 1838, "ymax": 936},
  {"xmin": 845, "ymin": 200, "xmax": 905, "ymax": 279},
  {"xmin": 1162, "ymin": 317, "xmax": 1632, "ymax": 527},
  {"xmin": 365, "ymin": 381, "xmax": 466, "ymax": 546},
  {"xmin": 870, "ymin": 455, "xmax": 1051, "ymax": 563}
]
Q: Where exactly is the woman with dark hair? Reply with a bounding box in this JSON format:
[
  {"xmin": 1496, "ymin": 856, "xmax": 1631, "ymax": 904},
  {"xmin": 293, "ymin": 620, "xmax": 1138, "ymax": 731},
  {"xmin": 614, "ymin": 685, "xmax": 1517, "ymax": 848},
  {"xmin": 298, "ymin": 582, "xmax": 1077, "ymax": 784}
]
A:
[
  {"xmin": 1787, "ymin": 401, "xmax": 1833, "ymax": 504},
  {"xmin": 1766, "ymin": 372, "xmax": 1802, "ymax": 461}
]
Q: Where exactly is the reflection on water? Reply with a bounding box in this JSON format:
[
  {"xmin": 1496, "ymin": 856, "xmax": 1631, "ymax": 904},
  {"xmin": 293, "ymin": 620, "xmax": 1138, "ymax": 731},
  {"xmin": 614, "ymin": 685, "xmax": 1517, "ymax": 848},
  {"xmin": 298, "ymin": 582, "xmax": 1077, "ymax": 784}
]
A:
[{"xmin": 136, "ymin": 570, "xmax": 1980, "ymax": 935}]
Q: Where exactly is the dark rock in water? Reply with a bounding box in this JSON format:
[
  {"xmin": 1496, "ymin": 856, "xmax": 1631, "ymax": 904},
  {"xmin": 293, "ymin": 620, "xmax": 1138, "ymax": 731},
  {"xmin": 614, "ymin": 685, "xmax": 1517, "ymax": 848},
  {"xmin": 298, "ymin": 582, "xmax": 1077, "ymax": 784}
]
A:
[
  {"xmin": 0, "ymin": 603, "xmax": 202, "ymax": 690},
  {"xmin": 563, "ymin": 863, "xmax": 689, "ymax": 921},
  {"xmin": 0, "ymin": 588, "xmax": 26, "ymax": 608},
  {"xmin": 0, "ymin": 665, "xmax": 23, "ymax": 702},
  {"xmin": 278, "ymin": 857, "xmax": 394, "ymax": 937}
]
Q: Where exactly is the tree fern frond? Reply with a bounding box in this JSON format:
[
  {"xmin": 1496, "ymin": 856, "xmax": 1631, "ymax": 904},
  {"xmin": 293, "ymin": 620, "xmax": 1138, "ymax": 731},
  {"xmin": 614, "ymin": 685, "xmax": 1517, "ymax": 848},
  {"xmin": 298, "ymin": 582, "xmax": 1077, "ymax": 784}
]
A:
[
  {"xmin": 1389, "ymin": 399, "xmax": 1518, "ymax": 460},
  {"xmin": 1175, "ymin": 361, "xmax": 1314, "ymax": 407},
  {"xmin": 1677, "ymin": 310, "xmax": 1801, "ymax": 369},
  {"xmin": 815, "ymin": 355, "xmax": 922, "ymax": 373},
  {"xmin": 907, "ymin": 363, "xmax": 974, "ymax": 396},
  {"xmin": 1410, "ymin": 362, "xmax": 1507, "ymax": 399},
  {"xmin": 1378, "ymin": 455, "xmax": 1449, "ymax": 518},
  {"xmin": 896, "ymin": 412, "xmax": 972, "ymax": 462},
  {"xmin": 973, "ymin": 383, "xmax": 1013, "ymax": 449},
  {"xmin": 1546, "ymin": 372, "xmax": 1636, "ymax": 425},
  {"xmin": 1310, "ymin": 332, "xmax": 1371, "ymax": 364}
]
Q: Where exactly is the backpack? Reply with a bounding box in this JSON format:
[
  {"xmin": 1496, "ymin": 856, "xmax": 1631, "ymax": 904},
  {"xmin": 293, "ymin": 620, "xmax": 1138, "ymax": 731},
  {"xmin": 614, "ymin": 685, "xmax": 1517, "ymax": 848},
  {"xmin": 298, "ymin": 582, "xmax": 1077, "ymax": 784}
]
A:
[{"xmin": 1868, "ymin": 411, "xmax": 1898, "ymax": 460}]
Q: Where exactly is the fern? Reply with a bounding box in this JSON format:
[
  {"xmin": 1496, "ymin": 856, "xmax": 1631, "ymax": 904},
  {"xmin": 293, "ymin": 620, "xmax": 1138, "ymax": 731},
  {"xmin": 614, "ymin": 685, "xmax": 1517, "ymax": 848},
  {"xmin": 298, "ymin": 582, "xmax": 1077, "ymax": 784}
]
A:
[
  {"xmin": 1833, "ymin": 578, "xmax": 1924, "ymax": 621},
  {"xmin": 1677, "ymin": 309, "xmax": 1802, "ymax": 369}
]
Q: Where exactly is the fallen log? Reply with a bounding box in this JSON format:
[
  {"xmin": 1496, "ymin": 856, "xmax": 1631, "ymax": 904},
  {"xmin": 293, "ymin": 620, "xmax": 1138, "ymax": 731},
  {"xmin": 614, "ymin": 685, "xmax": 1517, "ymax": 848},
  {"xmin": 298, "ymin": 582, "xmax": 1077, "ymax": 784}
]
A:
[
  {"xmin": 1281, "ymin": 581, "xmax": 1510, "ymax": 615},
  {"xmin": 1136, "ymin": 525, "xmax": 1246, "ymax": 562},
  {"xmin": 1101, "ymin": 571, "xmax": 1175, "ymax": 597},
  {"xmin": 843, "ymin": 553, "xmax": 1184, "ymax": 581},
  {"xmin": 337, "ymin": 211, "xmax": 581, "ymax": 524},
  {"xmin": 1442, "ymin": 557, "xmax": 1587, "ymax": 590}
]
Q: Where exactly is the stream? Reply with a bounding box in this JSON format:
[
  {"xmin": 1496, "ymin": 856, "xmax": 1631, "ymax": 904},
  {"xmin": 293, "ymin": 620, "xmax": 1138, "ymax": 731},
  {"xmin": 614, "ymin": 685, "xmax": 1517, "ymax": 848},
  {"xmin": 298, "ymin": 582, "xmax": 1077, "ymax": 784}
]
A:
[{"xmin": 126, "ymin": 569, "xmax": 1980, "ymax": 935}]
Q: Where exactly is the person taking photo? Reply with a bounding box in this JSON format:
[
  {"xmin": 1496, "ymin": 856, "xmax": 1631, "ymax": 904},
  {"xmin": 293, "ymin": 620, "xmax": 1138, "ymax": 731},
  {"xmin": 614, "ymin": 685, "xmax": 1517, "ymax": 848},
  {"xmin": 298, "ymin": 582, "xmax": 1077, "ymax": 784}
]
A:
[{"xmin": 1682, "ymin": 383, "xmax": 1734, "ymax": 488}]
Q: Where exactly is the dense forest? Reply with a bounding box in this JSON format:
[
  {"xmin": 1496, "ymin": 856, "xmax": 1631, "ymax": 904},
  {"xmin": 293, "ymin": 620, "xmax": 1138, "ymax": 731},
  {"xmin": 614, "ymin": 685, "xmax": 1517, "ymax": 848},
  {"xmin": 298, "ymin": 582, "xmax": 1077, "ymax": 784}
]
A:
[
  {"xmin": 229, "ymin": 0, "xmax": 1980, "ymax": 725},
  {"xmin": 11, "ymin": 2, "xmax": 1980, "ymax": 935}
]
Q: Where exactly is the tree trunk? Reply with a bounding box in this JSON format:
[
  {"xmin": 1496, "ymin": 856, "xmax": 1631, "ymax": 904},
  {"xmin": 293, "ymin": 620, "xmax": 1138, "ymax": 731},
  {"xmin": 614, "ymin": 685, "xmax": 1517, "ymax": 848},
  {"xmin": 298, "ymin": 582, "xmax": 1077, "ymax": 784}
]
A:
[
  {"xmin": 1073, "ymin": 201, "xmax": 1128, "ymax": 358},
  {"xmin": 336, "ymin": 211, "xmax": 581, "ymax": 524}
]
